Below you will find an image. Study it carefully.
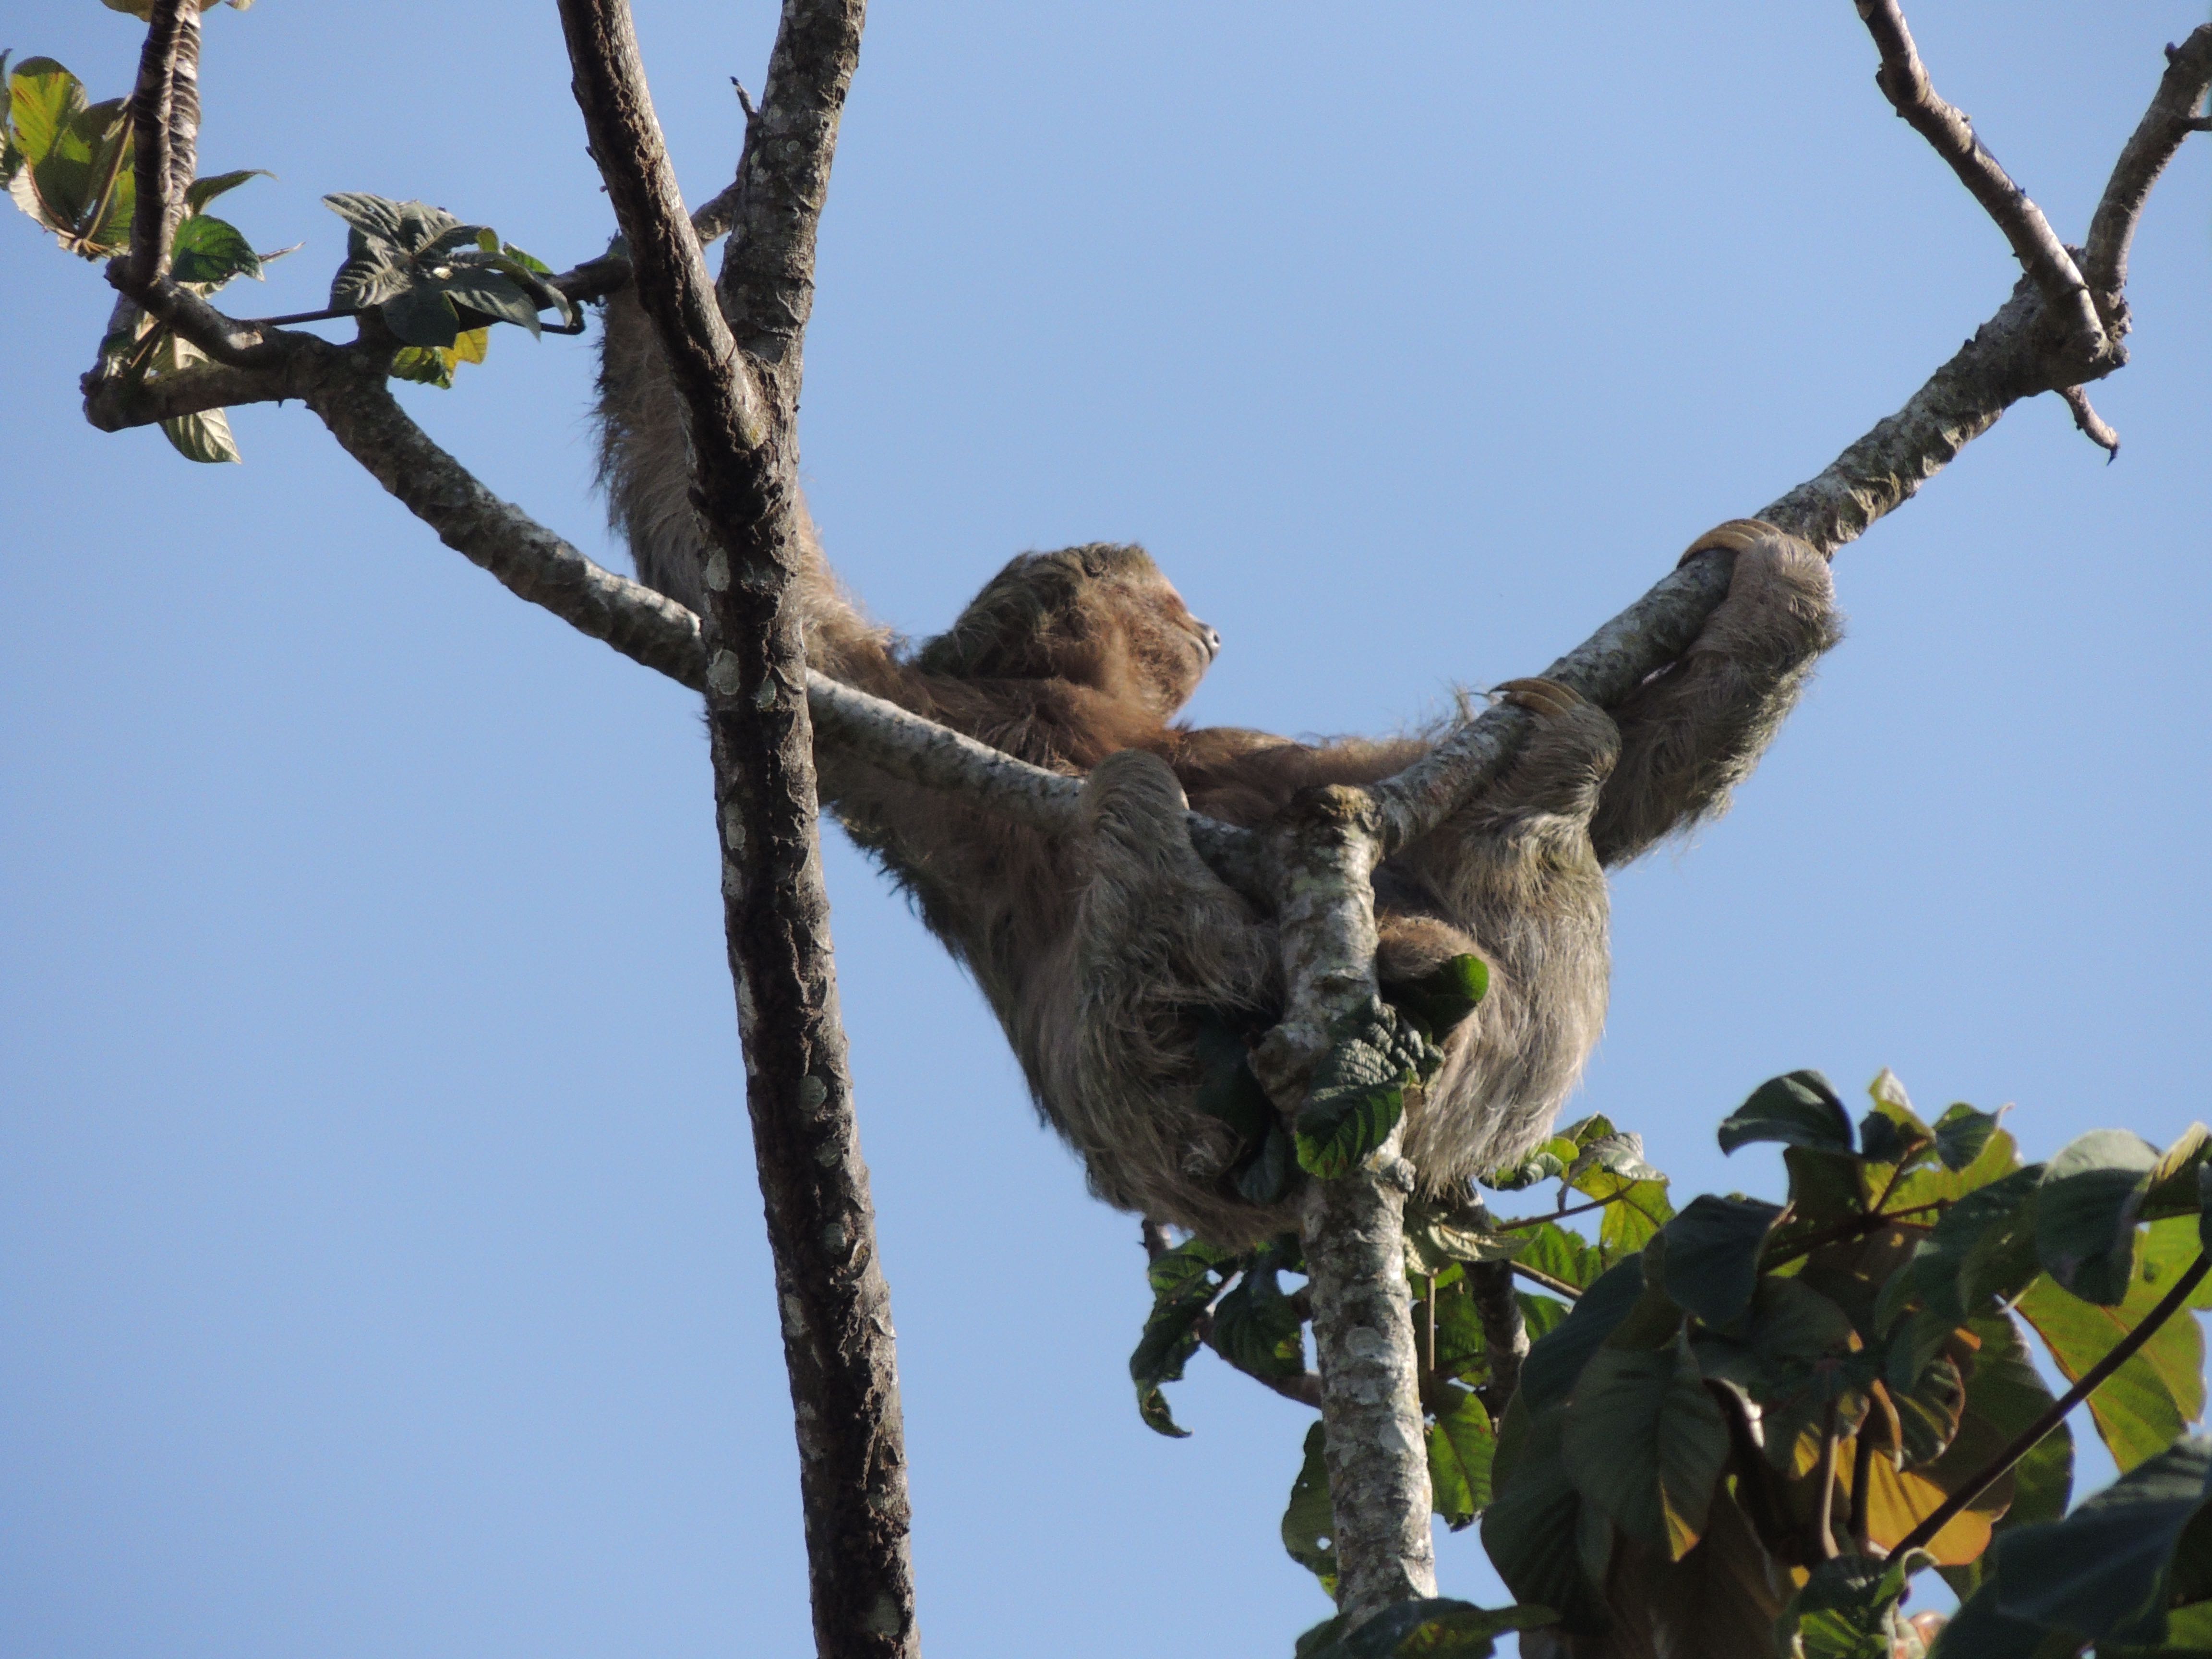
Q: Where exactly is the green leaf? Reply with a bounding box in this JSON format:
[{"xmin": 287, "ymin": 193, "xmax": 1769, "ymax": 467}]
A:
[
  {"xmin": 2036, "ymin": 1130, "xmax": 2161, "ymax": 1305},
  {"xmin": 1908, "ymin": 1166, "xmax": 2047, "ymax": 1323},
  {"xmin": 1520, "ymin": 1255, "xmax": 1645, "ymax": 1409},
  {"xmin": 184, "ymin": 168, "xmax": 270, "ymax": 215},
  {"xmin": 5, "ymin": 57, "xmax": 84, "ymax": 168},
  {"xmin": 1560, "ymin": 1330, "xmax": 1728, "ymax": 1560},
  {"xmin": 1294, "ymin": 999, "xmax": 1434, "ymax": 1179},
  {"xmin": 1403, "ymin": 1195, "xmax": 1520, "ymax": 1277},
  {"xmin": 440, "ymin": 263, "xmax": 548, "ymax": 336},
  {"xmin": 1936, "ymin": 1103, "xmax": 2006, "ymax": 1175},
  {"xmin": 380, "ymin": 282, "xmax": 461, "ymax": 348},
  {"xmin": 322, "ymin": 190, "xmax": 412, "ymax": 244},
  {"xmin": 1660, "ymin": 1194, "xmax": 1782, "ymax": 1330},
  {"xmin": 1427, "ymin": 1383, "xmax": 1495, "ymax": 1529},
  {"xmin": 170, "ymin": 213, "xmax": 261, "ymax": 288},
  {"xmin": 1791, "ymin": 1551, "xmax": 1930, "ymax": 1659},
  {"xmin": 1481, "ymin": 1404, "xmax": 1601, "ymax": 1627},
  {"xmin": 161, "ymin": 407, "xmax": 240, "ymax": 464},
  {"xmin": 1384, "ymin": 951, "xmax": 1489, "ymax": 1041},
  {"xmin": 2017, "ymin": 1260, "xmax": 2205, "ymax": 1472},
  {"xmin": 1234, "ymin": 1123, "xmax": 1295, "ymax": 1205},
  {"xmin": 1208, "ymin": 1255, "xmax": 1306, "ymax": 1382},
  {"xmin": 2140, "ymin": 1125, "xmax": 2212, "ymax": 1223},
  {"xmin": 1991, "ymin": 1436, "xmax": 2212, "ymax": 1642},
  {"xmin": 1282, "ymin": 1421, "xmax": 1339, "ymax": 1597},
  {"xmin": 1515, "ymin": 1221, "xmax": 1604, "ymax": 1294},
  {"xmin": 1719, "ymin": 1070, "xmax": 1855, "ymax": 1157},
  {"xmin": 1862, "ymin": 1068, "xmax": 1939, "ymax": 1170},
  {"xmin": 1130, "ymin": 1238, "xmax": 1232, "ymax": 1437}
]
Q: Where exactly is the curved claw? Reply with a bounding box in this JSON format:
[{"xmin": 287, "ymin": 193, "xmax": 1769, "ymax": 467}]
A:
[{"xmin": 1491, "ymin": 676, "xmax": 1591, "ymax": 722}]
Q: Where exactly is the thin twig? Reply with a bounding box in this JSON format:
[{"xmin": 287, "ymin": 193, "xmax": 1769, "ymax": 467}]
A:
[
  {"xmin": 1495, "ymin": 1193, "xmax": 1630, "ymax": 1232},
  {"xmin": 1854, "ymin": 0, "xmax": 2106, "ymax": 367},
  {"xmin": 1894, "ymin": 1250, "xmax": 2212, "ymax": 1556},
  {"xmin": 1511, "ymin": 1262, "xmax": 1583, "ymax": 1302}
]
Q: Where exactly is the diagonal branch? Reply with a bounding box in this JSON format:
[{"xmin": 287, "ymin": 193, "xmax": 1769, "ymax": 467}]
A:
[
  {"xmin": 1853, "ymin": 0, "xmax": 2108, "ymax": 369},
  {"xmin": 2084, "ymin": 26, "xmax": 2212, "ymax": 311}
]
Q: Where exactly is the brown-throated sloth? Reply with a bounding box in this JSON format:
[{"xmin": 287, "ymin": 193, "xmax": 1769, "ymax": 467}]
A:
[{"xmin": 598, "ymin": 290, "xmax": 1842, "ymax": 1246}]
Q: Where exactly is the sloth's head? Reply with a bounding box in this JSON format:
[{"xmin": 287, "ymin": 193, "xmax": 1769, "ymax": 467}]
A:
[{"xmin": 916, "ymin": 543, "xmax": 1222, "ymax": 719}]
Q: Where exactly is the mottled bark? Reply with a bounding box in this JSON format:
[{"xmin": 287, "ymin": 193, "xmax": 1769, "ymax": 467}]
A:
[
  {"xmin": 558, "ymin": 5, "xmax": 915, "ymax": 1659},
  {"xmin": 1257, "ymin": 787, "xmax": 1439, "ymax": 1615}
]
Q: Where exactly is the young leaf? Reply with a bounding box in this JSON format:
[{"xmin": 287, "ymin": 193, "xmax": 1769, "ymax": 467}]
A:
[
  {"xmin": 2139, "ymin": 1124, "xmax": 2212, "ymax": 1223},
  {"xmin": 1790, "ymin": 1551, "xmax": 1930, "ymax": 1659},
  {"xmin": 160, "ymin": 407, "xmax": 240, "ymax": 464},
  {"xmin": 1293, "ymin": 1000, "xmax": 1435, "ymax": 1178},
  {"xmin": 170, "ymin": 213, "xmax": 261, "ymax": 288},
  {"xmin": 2036, "ymin": 1130, "xmax": 2161, "ymax": 1305},
  {"xmin": 1560, "ymin": 1330, "xmax": 1728, "ymax": 1560},
  {"xmin": 1718, "ymin": 1070, "xmax": 1855, "ymax": 1156}
]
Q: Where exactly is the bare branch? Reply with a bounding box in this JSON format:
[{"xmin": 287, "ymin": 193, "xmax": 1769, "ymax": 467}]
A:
[
  {"xmin": 2083, "ymin": 25, "xmax": 2212, "ymax": 306},
  {"xmin": 2058, "ymin": 385, "xmax": 2120, "ymax": 459},
  {"xmin": 1854, "ymin": 0, "xmax": 2107, "ymax": 366},
  {"xmin": 82, "ymin": 341, "xmax": 325, "ymax": 430},
  {"xmin": 717, "ymin": 0, "xmax": 866, "ymax": 370},
  {"xmin": 306, "ymin": 367, "xmax": 712, "ymax": 690}
]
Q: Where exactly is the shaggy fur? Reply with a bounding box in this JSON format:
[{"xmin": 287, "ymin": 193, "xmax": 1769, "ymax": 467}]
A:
[{"xmin": 596, "ymin": 290, "xmax": 1843, "ymax": 1244}]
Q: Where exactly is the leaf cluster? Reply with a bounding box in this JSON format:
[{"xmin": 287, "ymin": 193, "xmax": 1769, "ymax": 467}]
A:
[
  {"xmin": 1475, "ymin": 1069, "xmax": 2212, "ymax": 1655},
  {"xmin": 324, "ymin": 192, "xmax": 575, "ymax": 383}
]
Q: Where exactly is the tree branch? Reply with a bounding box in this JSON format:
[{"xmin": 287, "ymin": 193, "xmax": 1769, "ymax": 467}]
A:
[
  {"xmin": 1853, "ymin": 0, "xmax": 2107, "ymax": 369},
  {"xmin": 124, "ymin": 0, "xmax": 197, "ymax": 294},
  {"xmin": 557, "ymin": 5, "xmax": 914, "ymax": 1659},
  {"xmin": 1260, "ymin": 788, "xmax": 1440, "ymax": 1615},
  {"xmin": 2083, "ymin": 26, "xmax": 2212, "ymax": 308}
]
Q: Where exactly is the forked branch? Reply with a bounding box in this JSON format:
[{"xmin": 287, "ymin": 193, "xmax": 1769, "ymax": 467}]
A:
[{"xmin": 1852, "ymin": 0, "xmax": 2109, "ymax": 369}]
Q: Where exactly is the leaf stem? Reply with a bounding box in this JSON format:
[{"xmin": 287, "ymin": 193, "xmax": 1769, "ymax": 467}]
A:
[
  {"xmin": 1495, "ymin": 1193, "xmax": 1627, "ymax": 1231},
  {"xmin": 1763, "ymin": 1199, "xmax": 1951, "ymax": 1271},
  {"xmin": 1510, "ymin": 1262, "xmax": 1582, "ymax": 1301},
  {"xmin": 1893, "ymin": 1249, "xmax": 2212, "ymax": 1557},
  {"xmin": 1813, "ymin": 1399, "xmax": 1843, "ymax": 1561},
  {"xmin": 1849, "ymin": 1430, "xmax": 1875, "ymax": 1557}
]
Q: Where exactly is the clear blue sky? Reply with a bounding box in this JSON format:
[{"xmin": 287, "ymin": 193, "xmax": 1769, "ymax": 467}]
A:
[{"xmin": 4, "ymin": 3, "xmax": 2208, "ymax": 1654}]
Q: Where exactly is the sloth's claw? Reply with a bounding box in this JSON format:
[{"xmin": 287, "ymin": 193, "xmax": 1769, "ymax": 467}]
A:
[{"xmin": 1493, "ymin": 677, "xmax": 1589, "ymax": 722}]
